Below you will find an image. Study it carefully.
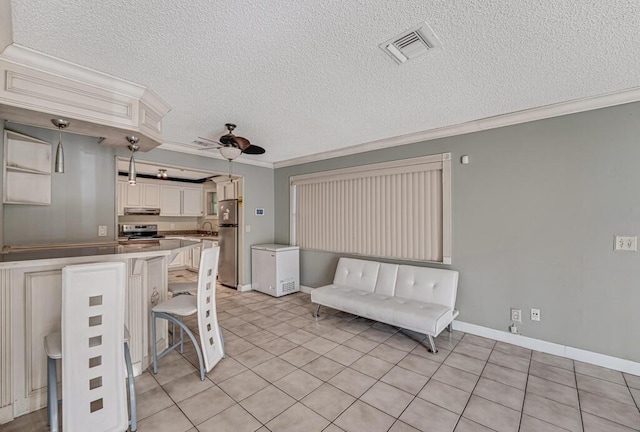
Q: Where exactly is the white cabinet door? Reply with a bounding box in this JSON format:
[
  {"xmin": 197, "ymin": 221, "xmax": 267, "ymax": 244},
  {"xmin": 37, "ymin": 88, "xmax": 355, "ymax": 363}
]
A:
[
  {"xmin": 182, "ymin": 187, "xmax": 203, "ymax": 216},
  {"xmin": 191, "ymin": 246, "xmax": 201, "ymax": 271},
  {"xmin": 125, "ymin": 182, "xmax": 143, "ymax": 207},
  {"xmin": 117, "ymin": 181, "xmax": 127, "ymax": 216},
  {"xmin": 168, "ymin": 250, "xmax": 184, "ymax": 269},
  {"xmin": 160, "ymin": 185, "xmax": 182, "ymax": 216},
  {"xmin": 216, "ymin": 180, "xmax": 237, "ymax": 200},
  {"xmin": 143, "ymin": 183, "xmax": 160, "ymax": 208}
]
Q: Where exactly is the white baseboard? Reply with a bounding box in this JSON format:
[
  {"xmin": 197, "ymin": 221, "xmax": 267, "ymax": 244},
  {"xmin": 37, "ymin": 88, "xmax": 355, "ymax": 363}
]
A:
[
  {"xmin": 300, "ymin": 285, "xmax": 313, "ymax": 294},
  {"xmin": 237, "ymin": 283, "xmax": 252, "ymax": 292},
  {"xmin": 0, "ymin": 405, "xmax": 13, "ymax": 425},
  {"xmin": 452, "ymin": 320, "xmax": 640, "ymax": 376}
]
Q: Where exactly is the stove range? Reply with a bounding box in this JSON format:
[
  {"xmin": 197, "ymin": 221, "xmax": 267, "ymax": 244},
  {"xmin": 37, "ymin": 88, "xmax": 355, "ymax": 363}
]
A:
[{"xmin": 119, "ymin": 224, "xmax": 165, "ymax": 241}]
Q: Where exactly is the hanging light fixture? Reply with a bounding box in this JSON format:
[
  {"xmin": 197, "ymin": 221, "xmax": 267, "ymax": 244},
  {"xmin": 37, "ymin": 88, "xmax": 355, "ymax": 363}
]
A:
[
  {"xmin": 219, "ymin": 146, "xmax": 241, "ymax": 179},
  {"xmin": 157, "ymin": 169, "xmax": 168, "ymax": 179},
  {"xmin": 126, "ymin": 136, "xmax": 140, "ymax": 185},
  {"xmin": 219, "ymin": 146, "xmax": 242, "ymax": 161},
  {"xmin": 51, "ymin": 119, "xmax": 70, "ymax": 173}
]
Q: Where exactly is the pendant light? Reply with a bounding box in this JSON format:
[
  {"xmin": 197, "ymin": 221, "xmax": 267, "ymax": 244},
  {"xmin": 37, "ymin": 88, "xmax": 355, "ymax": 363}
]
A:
[
  {"xmin": 126, "ymin": 136, "xmax": 140, "ymax": 185},
  {"xmin": 157, "ymin": 169, "xmax": 168, "ymax": 179},
  {"xmin": 51, "ymin": 119, "xmax": 70, "ymax": 173}
]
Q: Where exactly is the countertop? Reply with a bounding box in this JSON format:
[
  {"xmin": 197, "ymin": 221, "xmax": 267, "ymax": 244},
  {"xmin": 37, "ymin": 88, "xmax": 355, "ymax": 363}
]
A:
[{"xmin": 0, "ymin": 239, "xmax": 200, "ymax": 268}]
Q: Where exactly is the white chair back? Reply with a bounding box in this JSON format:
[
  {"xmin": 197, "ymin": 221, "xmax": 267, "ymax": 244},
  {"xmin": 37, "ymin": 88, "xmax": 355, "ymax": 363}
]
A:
[
  {"xmin": 196, "ymin": 246, "xmax": 224, "ymax": 372},
  {"xmin": 61, "ymin": 262, "xmax": 128, "ymax": 432}
]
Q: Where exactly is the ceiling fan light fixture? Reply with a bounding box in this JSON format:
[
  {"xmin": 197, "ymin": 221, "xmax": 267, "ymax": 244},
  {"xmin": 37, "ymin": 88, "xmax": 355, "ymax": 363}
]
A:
[{"xmin": 219, "ymin": 146, "xmax": 242, "ymax": 160}]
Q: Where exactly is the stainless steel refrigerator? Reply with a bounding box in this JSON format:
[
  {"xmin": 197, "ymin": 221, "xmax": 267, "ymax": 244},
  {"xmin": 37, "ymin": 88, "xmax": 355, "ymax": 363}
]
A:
[{"xmin": 218, "ymin": 199, "xmax": 238, "ymax": 288}]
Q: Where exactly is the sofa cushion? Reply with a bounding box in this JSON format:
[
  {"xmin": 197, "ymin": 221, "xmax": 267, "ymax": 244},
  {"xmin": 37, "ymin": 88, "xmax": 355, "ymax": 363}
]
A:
[
  {"xmin": 373, "ymin": 263, "xmax": 399, "ymax": 297},
  {"xmin": 311, "ymin": 285, "xmax": 451, "ymax": 335},
  {"xmin": 394, "ymin": 265, "xmax": 459, "ymax": 309},
  {"xmin": 332, "ymin": 258, "xmax": 380, "ymax": 292}
]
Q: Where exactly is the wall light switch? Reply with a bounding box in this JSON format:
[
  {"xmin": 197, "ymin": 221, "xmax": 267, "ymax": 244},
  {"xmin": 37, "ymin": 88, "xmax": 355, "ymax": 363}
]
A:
[
  {"xmin": 245, "ymin": 225, "xmax": 251, "ymax": 233},
  {"xmin": 98, "ymin": 225, "xmax": 107, "ymax": 237},
  {"xmin": 614, "ymin": 235, "xmax": 637, "ymax": 251}
]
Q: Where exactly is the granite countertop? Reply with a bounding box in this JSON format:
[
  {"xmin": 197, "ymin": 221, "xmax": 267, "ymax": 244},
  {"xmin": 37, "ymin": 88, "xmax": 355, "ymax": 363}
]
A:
[
  {"xmin": 160, "ymin": 231, "xmax": 219, "ymax": 241},
  {"xmin": 0, "ymin": 239, "xmax": 201, "ymax": 267}
]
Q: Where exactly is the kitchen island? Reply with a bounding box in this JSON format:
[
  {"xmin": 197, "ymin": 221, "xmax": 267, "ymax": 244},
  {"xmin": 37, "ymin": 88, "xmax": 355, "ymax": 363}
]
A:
[{"xmin": 0, "ymin": 239, "xmax": 201, "ymax": 423}]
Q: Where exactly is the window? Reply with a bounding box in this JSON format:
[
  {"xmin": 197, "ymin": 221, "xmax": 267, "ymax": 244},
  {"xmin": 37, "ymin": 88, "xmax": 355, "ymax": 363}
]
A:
[{"xmin": 290, "ymin": 153, "xmax": 451, "ymax": 263}]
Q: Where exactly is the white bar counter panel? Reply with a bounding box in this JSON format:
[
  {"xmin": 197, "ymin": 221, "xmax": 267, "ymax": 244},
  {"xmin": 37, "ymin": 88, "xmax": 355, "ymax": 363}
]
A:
[{"xmin": 0, "ymin": 239, "xmax": 200, "ymax": 423}]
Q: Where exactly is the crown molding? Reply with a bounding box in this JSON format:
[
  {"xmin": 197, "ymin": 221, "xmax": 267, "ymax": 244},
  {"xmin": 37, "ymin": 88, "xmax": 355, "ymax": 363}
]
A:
[
  {"xmin": 1, "ymin": 44, "xmax": 170, "ymax": 116},
  {"xmin": 274, "ymin": 86, "xmax": 640, "ymax": 169},
  {"xmin": 159, "ymin": 142, "xmax": 274, "ymax": 169}
]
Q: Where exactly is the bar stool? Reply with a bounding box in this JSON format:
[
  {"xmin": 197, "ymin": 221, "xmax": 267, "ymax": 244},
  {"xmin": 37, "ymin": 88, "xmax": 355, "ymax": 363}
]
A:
[
  {"xmin": 152, "ymin": 246, "xmax": 224, "ymax": 380},
  {"xmin": 43, "ymin": 262, "xmax": 135, "ymax": 432}
]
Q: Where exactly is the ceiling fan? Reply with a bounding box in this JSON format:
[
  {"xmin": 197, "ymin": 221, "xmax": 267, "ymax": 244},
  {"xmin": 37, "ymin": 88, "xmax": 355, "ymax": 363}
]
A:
[{"xmin": 194, "ymin": 123, "xmax": 266, "ymax": 160}]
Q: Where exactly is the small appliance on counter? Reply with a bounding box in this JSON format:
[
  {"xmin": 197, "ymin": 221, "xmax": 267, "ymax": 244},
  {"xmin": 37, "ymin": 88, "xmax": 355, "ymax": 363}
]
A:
[
  {"xmin": 251, "ymin": 244, "xmax": 300, "ymax": 297},
  {"xmin": 119, "ymin": 224, "xmax": 165, "ymax": 241}
]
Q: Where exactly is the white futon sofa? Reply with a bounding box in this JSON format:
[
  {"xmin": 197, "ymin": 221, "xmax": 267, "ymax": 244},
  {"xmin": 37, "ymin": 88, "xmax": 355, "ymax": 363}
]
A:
[{"xmin": 311, "ymin": 257, "xmax": 459, "ymax": 353}]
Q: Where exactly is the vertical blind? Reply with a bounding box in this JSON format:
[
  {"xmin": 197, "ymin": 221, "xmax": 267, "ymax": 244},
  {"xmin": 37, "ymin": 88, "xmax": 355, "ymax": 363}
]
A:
[{"xmin": 290, "ymin": 154, "xmax": 451, "ymax": 263}]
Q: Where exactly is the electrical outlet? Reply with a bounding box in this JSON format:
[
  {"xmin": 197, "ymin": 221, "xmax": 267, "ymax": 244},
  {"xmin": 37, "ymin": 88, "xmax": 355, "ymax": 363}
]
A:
[
  {"xmin": 98, "ymin": 225, "xmax": 107, "ymax": 237},
  {"xmin": 531, "ymin": 308, "xmax": 541, "ymax": 322},
  {"xmin": 245, "ymin": 225, "xmax": 251, "ymax": 233},
  {"xmin": 170, "ymin": 223, "xmax": 175, "ymax": 229},
  {"xmin": 510, "ymin": 308, "xmax": 522, "ymax": 323},
  {"xmin": 614, "ymin": 235, "xmax": 637, "ymax": 251}
]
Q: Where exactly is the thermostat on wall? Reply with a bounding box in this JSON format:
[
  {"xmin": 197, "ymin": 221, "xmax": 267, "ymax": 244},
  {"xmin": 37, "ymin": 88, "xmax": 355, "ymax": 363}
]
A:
[{"xmin": 255, "ymin": 208, "xmax": 264, "ymax": 216}]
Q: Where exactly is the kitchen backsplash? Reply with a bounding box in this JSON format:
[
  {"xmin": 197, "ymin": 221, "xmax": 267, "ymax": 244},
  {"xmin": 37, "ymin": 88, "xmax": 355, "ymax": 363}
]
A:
[{"xmin": 117, "ymin": 215, "xmax": 218, "ymax": 232}]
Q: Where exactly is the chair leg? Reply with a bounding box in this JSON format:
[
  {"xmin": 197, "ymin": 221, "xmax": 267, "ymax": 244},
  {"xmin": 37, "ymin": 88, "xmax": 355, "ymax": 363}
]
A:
[
  {"xmin": 124, "ymin": 342, "xmax": 137, "ymax": 432},
  {"xmin": 426, "ymin": 335, "xmax": 438, "ymax": 354},
  {"xmin": 313, "ymin": 304, "xmax": 321, "ymax": 318},
  {"xmin": 47, "ymin": 356, "xmax": 59, "ymax": 432},
  {"xmin": 151, "ymin": 311, "xmax": 159, "ymax": 374},
  {"xmin": 179, "ymin": 317, "xmax": 184, "ymax": 354},
  {"xmin": 219, "ymin": 327, "xmax": 226, "ymax": 358},
  {"xmin": 155, "ymin": 312, "xmax": 206, "ymax": 381}
]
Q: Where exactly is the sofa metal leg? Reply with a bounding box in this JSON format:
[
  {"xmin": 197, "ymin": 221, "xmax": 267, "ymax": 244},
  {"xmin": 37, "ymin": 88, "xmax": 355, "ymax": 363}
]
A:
[
  {"xmin": 426, "ymin": 335, "xmax": 438, "ymax": 354},
  {"xmin": 313, "ymin": 304, "xmax": 321, "ymax": 318}
]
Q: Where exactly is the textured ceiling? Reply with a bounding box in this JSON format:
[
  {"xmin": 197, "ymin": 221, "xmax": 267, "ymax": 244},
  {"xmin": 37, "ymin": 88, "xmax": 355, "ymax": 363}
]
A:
[{"xmin": 10, "ymin": 0, "xmax": 640, "ymax": 164}]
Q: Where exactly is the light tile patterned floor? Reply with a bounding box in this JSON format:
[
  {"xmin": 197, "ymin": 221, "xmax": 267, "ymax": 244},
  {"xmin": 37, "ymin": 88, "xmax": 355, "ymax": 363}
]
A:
[{"xmin": 5, "ymin": 269, "xmax": 640, "ymax": 431}]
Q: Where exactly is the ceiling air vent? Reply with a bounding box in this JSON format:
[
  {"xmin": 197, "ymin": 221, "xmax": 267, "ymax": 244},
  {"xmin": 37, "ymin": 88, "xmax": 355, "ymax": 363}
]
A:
[{"xmin": 379, "ymin": 22, "xmax": 442, "ymax": 64}]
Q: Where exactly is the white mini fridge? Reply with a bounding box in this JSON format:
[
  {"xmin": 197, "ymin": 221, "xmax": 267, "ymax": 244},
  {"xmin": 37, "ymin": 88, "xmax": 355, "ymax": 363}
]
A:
[{"xmin": 251, "ymin": 244, "xmax": 300, "ymax": 297}]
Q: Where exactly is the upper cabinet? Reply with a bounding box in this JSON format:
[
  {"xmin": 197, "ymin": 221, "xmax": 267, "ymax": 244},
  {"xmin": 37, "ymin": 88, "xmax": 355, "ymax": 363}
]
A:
[
  {"xmin": 160, "ymin": 183, "xmax": 203, "ymax": 217},
  {"xmin": 0, "ymin": 44, "xmax": 170, "ymax": 152},
  {"xmin": 118, "ymin": 178, "xmax": 200, "ymax": 217},
  {"xmin": 3, "ymin": 129, "xmax": 51, "ymax": 205},
  {"xmin": 121, "ymin": 181, "xmax": 160, "ymax": 209},
  {"xmin": 217, "ymin": 180, "xmax": 238, "ymax": 201}
]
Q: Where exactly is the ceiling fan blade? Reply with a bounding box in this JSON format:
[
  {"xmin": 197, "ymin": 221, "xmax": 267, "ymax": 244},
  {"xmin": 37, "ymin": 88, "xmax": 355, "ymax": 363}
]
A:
[
  {"xmin": 197, "ymin": 146, "xmax": 221, "ymax": 151},
  {"xmin": 197, "ymin": 136, "xmax": 220, "ymax": 143},
  {"xmin": 242, "ymin": 144, "xmax": 266, "ymax": 155},
  {"xmin": 232, "ymin": 136, "xmax": 251, "ymax": 150}
]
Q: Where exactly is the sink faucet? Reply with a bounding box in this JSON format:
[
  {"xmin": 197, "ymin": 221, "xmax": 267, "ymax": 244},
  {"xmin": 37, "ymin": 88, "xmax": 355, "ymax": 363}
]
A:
[{"xmin": 202, "ymin": 221, "xmax": 214, "ymax": 234}]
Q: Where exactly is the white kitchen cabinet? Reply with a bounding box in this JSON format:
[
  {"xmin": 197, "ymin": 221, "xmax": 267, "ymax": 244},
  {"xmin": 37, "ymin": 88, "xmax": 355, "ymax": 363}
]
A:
[
  {"xmin": 124, "ymin": 181, "xmax": 160, "ymax": 208},
  {"xmin": 168, "ymin": 249, "xmax": 185, "ymax": 269},
  {"xmin": 160, "ymin": 185, "xmax": 182, "ymax": 216},
  {"xmin": 217, "ymin": 180, "xmax": 237, "ymax": 200},
  {"xmin": 117, "ymin": 180, "xmax": 127, "ymax": 215},
  {"xmin": 160, "ymin": 185, "xmax": 202, "ymax": 216},
  {"xmin": 3, "ymin": 130, "xmax": 52, "ymax": 205},
  {"xmin": 182, "ymin": 187, "xmax": 203, "ymax": 216},
  {"xmin": 125, "ymin": 182, "xmax": 143, "ymax": 207},
  {"xmin": 143, "ymin": 183, "xmax": 160, "ymax": 207}
]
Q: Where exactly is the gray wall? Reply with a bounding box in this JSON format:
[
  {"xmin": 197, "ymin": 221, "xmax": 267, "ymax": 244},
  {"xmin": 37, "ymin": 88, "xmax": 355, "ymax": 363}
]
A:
[
  {"xmin": 2, "ymin": 122, "xmax": 275, "ymax": 283},
  {"xmin": 4, "ymin": 122, "xmax": 116, "ymax": 245},
  {"xmin": 274, "ymin": 102, "xmax": 640, "ymax": 363}
]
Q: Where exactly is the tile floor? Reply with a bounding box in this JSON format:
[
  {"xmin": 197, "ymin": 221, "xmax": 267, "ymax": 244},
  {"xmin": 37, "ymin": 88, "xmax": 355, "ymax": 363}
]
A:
[{"xmin": 4, "ymin": 269, "xmax": 640, "ymax": 432}]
